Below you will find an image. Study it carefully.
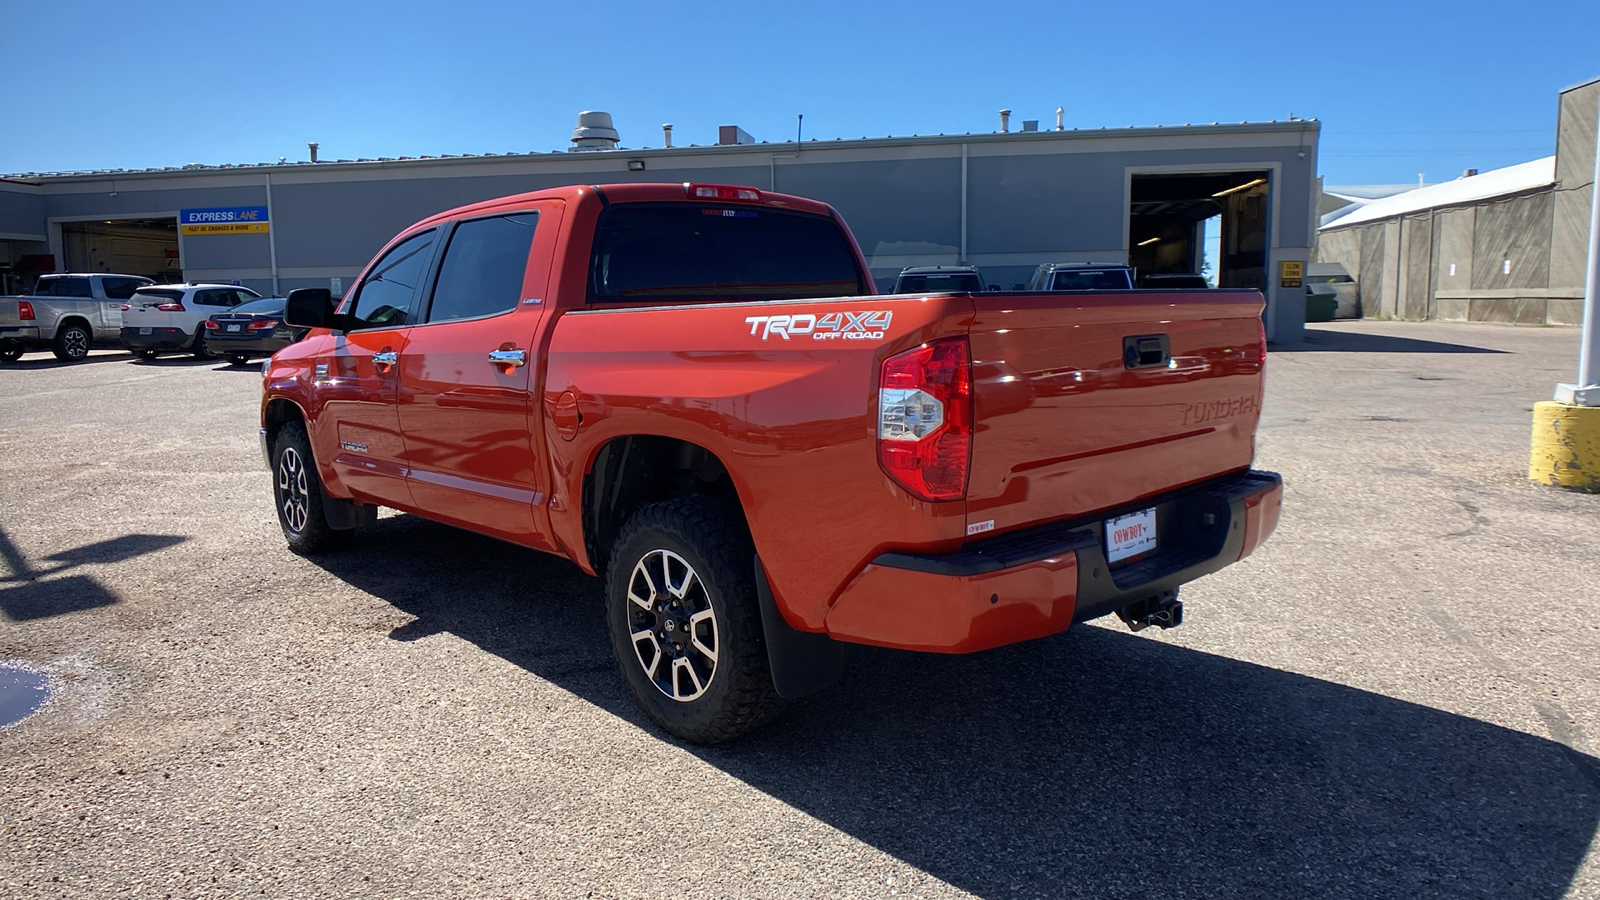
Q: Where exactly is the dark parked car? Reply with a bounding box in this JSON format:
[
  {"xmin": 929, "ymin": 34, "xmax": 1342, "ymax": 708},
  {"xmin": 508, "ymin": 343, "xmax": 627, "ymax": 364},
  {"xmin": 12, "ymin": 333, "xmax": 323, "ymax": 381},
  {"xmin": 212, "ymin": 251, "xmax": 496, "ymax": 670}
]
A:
[
  {"xmin": 203, "ymin": 297, "xmax": 305, "ymax": 365},
  {"xmin": 1027, "ymin": 263, "xmax": 1135, "ymax": 291},
  {"xmin": 891, "ymin": 265, "xmax": 993, "ymax": 294},
  {"xmin": 1139, "ymin": 272, "xmax": 1211, "ymax": 289}
]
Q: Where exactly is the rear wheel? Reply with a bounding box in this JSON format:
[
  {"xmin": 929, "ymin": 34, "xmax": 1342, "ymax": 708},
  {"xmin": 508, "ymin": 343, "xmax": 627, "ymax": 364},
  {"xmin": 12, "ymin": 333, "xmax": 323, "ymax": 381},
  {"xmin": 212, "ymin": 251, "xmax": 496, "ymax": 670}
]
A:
[
  {"xmin": 606, "ymin": 496, "xmax": 782, "ymax": 744},
  {"xmin": 192, "ymin": 328, "xmax": 213, "ymax": 360},
  {"xmin": 52, "ymin": 323, "xmax": 91, "ymax": 362},
  {"xmin": 226, "ymin": 353, "xmax": 251, "ymax": 366},
  {"xmin": 271, "ymin": 421, "xmax": 352, "ymax": 556}
]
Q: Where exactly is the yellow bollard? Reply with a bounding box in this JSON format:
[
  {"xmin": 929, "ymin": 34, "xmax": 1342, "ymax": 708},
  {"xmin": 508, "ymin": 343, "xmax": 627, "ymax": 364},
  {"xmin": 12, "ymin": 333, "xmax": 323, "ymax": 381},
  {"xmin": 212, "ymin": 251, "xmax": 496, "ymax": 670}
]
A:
[{"xmin": 1529, "ymin": 402, "xmax": 1600, "ymax": 491}]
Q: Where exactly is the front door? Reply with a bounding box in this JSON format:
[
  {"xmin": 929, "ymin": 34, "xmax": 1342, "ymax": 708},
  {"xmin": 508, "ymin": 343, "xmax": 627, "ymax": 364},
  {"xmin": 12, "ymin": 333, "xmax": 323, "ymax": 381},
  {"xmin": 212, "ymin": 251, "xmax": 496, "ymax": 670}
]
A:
[
  {"xmin": 396, "ymin": 207, "xmax": 558, "ymax": 549},
  {"xmin": 314, "ymin": 228, "xmax": 439, "ymax": 509}
]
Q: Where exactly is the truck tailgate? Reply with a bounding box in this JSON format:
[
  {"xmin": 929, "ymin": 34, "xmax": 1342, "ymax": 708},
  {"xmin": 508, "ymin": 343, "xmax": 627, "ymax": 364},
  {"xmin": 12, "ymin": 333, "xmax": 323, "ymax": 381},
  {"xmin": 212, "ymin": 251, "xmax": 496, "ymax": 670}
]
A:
[
  {"xmin": 966, "ymin": 290, "xmax": 1265, "ymax": 534},
  {"xmin": 0, "ymin": 300, "xmax": 23, "ymax": 328}
]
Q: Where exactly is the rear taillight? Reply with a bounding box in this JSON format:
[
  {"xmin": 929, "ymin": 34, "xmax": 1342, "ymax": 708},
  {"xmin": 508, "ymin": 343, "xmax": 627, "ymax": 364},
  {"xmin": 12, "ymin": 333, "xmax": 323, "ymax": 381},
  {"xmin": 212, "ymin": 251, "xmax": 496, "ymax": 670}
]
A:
[
  {"xmin": 1257, "ymin": 316, "xmax": 1268, "ymax": 364},
  {"xmin": 156, "ymin": 302, "xmax": 184, "ymax": 312},
  {"xmin": 878, "ymin": 337, "xmax": 972, "ymax": 502},
  {"xmin": 204, "ymin": 320, "xmax": 221, "ymax": 330},
  {"xmin": 17, "ymin": 301, "xmax": 35, "ymax": 321},
  {"xmin": 685, "ymin": 183, "xmax": 761, "ymax": 201},
  {"xmin": 248, "ymin": 318, "xmax": 280, "ymax": 331}
]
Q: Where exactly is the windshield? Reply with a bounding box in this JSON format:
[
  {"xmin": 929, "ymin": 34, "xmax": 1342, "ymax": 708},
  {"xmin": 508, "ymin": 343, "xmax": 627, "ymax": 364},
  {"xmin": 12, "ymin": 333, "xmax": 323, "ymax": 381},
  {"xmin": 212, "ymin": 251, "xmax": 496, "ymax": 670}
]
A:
[
  {"xmin": 894, "ymin": 273, "xmax": 981, "ymax": 294},
  {"xmin": 1051, "ymin": 270, "xmax": 1132, "ymax": 291},
  {"xmin": 589, "ymin": 204, "xmax": 866, "ymax": 304}
]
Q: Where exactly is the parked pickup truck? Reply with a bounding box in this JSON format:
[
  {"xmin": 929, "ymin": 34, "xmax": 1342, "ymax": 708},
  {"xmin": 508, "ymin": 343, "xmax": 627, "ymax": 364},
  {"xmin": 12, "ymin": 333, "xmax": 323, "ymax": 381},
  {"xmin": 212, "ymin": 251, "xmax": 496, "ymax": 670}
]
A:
[
  {"xmin": 260, "ymin": 183, "xmax": 1282, "ymax": 743},
  {"xmin": 0, "ymin": 273, "xmax": 155, "ymax": 362}
]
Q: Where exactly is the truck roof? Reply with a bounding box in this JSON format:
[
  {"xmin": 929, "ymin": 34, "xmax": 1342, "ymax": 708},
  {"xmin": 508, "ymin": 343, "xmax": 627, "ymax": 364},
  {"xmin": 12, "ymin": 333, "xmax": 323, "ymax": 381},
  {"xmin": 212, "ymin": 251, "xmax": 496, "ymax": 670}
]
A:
[{"xmin": 410, "ymin": 183, "xmax": 841, "ymax": 231}]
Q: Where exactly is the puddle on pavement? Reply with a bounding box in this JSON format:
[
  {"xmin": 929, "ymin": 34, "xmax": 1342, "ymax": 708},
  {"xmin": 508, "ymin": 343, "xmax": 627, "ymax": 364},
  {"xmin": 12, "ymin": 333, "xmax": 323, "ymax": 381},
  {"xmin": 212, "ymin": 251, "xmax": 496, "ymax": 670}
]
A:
[{"xmin": 0, "ymin": 665, "xmax": 50, "ymax": 727}]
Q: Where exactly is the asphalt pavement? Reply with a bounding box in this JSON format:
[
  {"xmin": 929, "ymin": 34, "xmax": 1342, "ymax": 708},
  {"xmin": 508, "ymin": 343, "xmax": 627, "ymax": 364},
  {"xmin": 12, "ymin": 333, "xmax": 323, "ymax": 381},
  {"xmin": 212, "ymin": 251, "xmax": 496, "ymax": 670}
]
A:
[{"xmin": 1, "ymin": 322, "xmax": 1598, "ymax": 899}]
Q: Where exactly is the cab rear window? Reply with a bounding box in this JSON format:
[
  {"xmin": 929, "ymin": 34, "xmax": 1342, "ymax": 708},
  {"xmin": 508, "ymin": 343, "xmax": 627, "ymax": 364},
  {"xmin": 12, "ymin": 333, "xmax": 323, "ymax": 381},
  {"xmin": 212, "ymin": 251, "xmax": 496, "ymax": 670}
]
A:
[{"xmin": 588, "ymin": 204, "xmax": 865, "ymax": 304}]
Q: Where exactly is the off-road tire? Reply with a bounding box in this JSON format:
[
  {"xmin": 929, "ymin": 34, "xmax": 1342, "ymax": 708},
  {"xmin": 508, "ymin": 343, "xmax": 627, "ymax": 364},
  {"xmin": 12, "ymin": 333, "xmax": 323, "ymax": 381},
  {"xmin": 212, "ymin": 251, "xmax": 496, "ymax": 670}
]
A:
[
  {"xmin": 52, "ymin": 323, "xmax": 91, "ymax": 361},
  {"xmin": 271, "ymin": 421, "xmax": 353, "ymax": 556},
  {"xmin": 606, "ymin": 496, "xmax": 783, "ymax": 744}
]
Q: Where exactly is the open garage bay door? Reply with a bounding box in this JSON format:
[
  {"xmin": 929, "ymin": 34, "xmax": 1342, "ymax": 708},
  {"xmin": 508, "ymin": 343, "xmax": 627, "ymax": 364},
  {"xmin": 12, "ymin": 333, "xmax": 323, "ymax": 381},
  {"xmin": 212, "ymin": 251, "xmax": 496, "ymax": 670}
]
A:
[
  {"xmin": 1130, "ymin": 172, "xmax": 1268, "ymax": 290},
  {"xmin": 60, "ymin": 218, "xmax": 181, "ymax": 282}
]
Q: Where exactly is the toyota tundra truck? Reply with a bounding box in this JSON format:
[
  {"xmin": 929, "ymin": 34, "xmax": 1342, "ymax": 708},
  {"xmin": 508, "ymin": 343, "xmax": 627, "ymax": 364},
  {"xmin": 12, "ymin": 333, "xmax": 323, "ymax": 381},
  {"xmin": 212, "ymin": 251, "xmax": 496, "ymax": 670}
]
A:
[{"xmin": 260, "ymin": 183, "xmax": 1282, "ymax": 743}]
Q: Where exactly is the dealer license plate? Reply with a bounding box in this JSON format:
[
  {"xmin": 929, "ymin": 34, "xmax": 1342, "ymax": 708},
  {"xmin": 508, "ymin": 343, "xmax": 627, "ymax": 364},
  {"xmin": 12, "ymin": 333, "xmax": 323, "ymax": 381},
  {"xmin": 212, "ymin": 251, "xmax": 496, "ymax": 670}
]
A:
[
  {"xmin": 1106, "ymin": 508, "xmax": 1157, "ymax": 563},
  {"xmin": 227, "ymin": 325, "xmax": 241, "ymax": 332},
  {"xmin": 139, "ymin": 327, "xmax": 151, "ymax": 335}
]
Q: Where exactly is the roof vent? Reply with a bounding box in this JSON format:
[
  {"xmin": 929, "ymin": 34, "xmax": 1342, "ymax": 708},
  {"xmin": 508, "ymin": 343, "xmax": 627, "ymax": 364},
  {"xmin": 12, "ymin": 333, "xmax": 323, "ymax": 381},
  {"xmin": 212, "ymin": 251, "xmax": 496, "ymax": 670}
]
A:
[
  {"xmin": 718, "ymin": 125, "xmax": 754, "ymax": 146},
  {"xmin": 1462, "ymin": 167, "xmax": 1479, "ymax": 178},
  {"xmin": 999, "ymin": 109, "xmax": 1011, "ymax": 133},
  {"xmin": 1021, "ymin": 120, "xmax": 1039, "ymax": 132},
  {"xmin": 570, "ymin": 111, "xmax": 620, "ymax": 152}
]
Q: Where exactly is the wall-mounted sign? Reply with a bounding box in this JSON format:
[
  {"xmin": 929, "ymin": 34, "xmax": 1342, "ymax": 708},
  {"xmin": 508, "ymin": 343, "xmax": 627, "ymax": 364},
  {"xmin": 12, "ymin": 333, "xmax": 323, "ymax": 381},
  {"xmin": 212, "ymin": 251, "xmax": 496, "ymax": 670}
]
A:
[
  {"xmin": 179, "ymin": 206, "xmax": 269, "ymax": 236},
  {"xmin": 1279, "ymin": 260, "xmax": 1304, "ymax": 289}
]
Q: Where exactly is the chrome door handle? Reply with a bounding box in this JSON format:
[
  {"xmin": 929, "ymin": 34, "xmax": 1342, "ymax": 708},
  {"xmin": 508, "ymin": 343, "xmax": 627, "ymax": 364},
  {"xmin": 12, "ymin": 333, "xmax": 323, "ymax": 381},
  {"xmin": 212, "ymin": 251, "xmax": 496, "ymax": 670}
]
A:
[
  {"xmin": 488, "ymin": 349, "xmax": 527, "ymax": 367},
  {"xmin": 372, "ymin": 351, "xmax": 398, "ymax": 366}
]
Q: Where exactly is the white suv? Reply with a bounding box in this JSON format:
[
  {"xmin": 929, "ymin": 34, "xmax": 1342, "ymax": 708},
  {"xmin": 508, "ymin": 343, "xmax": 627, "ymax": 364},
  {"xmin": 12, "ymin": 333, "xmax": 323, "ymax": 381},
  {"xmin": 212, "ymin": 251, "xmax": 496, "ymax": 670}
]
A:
[{"xmin": 120, "ymin": 284, "xmax": 262, "ymax": 359}]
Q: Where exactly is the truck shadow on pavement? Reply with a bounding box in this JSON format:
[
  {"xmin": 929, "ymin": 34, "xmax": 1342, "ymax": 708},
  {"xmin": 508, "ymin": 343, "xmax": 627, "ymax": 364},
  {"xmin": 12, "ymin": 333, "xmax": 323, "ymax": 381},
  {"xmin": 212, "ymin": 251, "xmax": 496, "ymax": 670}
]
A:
[
  {"xmin": 1276, "ymin": 329, "xmax": 1509, "ymax": 354},
  {"xmin": 318, "ymin": 515, "xmax": 1598, "ymax": 900}
]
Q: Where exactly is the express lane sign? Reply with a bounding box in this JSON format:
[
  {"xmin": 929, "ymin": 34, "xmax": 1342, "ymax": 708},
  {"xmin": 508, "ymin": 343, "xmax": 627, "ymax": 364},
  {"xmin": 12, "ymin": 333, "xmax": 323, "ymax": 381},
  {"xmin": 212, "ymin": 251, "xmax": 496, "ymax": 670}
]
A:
[{"xmin": 179, "ymin": 206, "xmax": 270, "ymax": 236}]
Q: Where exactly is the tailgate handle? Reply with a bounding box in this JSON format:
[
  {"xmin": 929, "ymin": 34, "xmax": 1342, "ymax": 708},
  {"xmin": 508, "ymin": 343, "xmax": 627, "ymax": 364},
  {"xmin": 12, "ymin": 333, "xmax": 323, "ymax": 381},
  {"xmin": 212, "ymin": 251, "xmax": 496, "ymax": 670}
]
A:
[{"xmin": 1123, "ymin": 334, "xmax": 1171, "ymax": 370}]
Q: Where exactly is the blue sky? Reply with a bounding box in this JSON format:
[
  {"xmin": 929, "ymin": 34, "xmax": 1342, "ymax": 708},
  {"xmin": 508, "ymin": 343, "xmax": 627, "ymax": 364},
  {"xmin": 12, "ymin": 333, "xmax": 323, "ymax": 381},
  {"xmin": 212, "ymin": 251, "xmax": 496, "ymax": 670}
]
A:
[{"xmin": 7, "ymin": 0, "xmax": 1597, "ymax": 186}]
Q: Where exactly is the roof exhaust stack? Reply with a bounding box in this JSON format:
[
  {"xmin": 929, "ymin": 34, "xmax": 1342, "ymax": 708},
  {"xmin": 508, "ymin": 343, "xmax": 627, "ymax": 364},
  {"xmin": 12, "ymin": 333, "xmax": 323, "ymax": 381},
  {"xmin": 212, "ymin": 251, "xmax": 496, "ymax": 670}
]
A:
[
  {"xmin": 1463, "ymin": 167, "xmax": 1479, "ymax": 178},
  {"xmin": 1056, "ymin": 107, "xmax": 1064, "ymax": 131},
  {"xmin": 308, "ymin": 142, "xmax": 319, "ymax": 163},
  {"xmin": 999, "ymin": 109, "xmax": 1011, "ymax": 133},
  {"xmin": 570, "ymin": 111, "xmax": 620, "ymax": 152},
  {"xmin": 663, "ymin": 124, "xmax": 673, "ymax": 148}
]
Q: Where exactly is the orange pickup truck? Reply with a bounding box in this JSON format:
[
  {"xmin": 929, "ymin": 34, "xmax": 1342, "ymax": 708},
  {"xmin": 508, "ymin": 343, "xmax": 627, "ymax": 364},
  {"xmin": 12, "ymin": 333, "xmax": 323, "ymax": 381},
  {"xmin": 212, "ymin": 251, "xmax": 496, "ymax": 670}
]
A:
[{"xmin": 260, "ymin": 182, "xmax": 1282, "ymax": 743}]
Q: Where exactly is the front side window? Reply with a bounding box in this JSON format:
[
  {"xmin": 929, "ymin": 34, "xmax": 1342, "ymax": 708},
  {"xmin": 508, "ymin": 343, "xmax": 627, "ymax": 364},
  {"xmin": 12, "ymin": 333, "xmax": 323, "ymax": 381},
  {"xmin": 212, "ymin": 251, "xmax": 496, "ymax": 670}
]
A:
[
  {"xmin": 346, "ymin": 230, "xmax": 436, "ymax": 330},
  {"xmin": 588, "ymin": 204, "xmax": 865, "ymax": 304},
  {"xmin": 427, "ymin": 213, "xmax": 538, "ymax": 324}
]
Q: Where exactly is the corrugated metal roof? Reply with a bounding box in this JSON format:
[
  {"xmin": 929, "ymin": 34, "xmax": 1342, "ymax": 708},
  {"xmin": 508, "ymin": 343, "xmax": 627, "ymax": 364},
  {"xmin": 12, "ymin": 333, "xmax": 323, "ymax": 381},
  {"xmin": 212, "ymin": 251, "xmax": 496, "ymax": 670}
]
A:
[{"xmin": 1320, "ymin": 157, "xmax": 1555, "ymax": 231}]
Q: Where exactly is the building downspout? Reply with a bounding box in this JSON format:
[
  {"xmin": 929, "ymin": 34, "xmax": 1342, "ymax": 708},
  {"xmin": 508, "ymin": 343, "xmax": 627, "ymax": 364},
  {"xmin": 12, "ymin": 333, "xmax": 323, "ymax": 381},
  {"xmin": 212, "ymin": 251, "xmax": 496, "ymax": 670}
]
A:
[
  {"xmin": 264, "ymin": 173, "xmax": 280, "ymax": 296},
  {"xmin": 960, "ymin": 143, "xmax": 969, "ymax": 264}
]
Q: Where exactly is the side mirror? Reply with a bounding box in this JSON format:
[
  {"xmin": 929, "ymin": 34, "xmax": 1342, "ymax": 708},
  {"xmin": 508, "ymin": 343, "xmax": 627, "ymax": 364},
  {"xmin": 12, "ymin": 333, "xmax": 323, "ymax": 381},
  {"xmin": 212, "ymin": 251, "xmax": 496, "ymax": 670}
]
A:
[{"xmin": 285, "ymin": 288, "xmax": 339, "ymax": 330}]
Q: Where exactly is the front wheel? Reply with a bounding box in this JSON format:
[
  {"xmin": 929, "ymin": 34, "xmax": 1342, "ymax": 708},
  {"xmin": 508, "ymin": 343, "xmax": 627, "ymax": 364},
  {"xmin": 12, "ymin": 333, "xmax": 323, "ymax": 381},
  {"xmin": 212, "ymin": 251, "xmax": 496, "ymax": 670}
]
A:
[
  {"xmin": 271, "ymin": 422, "xmax": 352, "ymax": 556},
  {"xmin": 606, "ymin": 496, "xmax": 783, "ymax": 744},
  {"xmin": 52, "ymin": 323, "xmax": 91, "ymax": 361}
]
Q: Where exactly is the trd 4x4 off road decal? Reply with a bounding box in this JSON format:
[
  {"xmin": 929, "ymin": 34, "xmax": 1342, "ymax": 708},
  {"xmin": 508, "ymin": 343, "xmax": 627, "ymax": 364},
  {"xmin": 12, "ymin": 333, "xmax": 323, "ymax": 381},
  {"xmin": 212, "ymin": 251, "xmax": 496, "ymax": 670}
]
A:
[{"xmin": 745, "ymin": 311, "xmax": 893, "ymax": 342}]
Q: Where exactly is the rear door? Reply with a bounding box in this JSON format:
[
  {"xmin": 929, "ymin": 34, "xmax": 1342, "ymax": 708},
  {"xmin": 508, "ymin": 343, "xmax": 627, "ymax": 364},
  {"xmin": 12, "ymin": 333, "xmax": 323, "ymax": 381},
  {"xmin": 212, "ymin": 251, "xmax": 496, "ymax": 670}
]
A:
[
  {"xmin": 97, "ymin": 276, "xmax": 149, "ymax": 333},
  {"xmin": 313, "ymin": 229, "xmax": 439, "ymax": 509},
  {"xmin": 395, "ymin": 204, "xmax": 559, "ymax": 548},
  {"xmin": 965, "ymin": 290, "xmax": 1265, "ymax": 535}
]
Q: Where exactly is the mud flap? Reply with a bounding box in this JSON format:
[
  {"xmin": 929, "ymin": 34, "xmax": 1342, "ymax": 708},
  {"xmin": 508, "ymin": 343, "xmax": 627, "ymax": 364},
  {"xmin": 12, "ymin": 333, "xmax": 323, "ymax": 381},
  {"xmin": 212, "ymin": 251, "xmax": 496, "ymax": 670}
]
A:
[{"xmin": 754, "ymin": 556, "xmax": 843, "ymax": 699}]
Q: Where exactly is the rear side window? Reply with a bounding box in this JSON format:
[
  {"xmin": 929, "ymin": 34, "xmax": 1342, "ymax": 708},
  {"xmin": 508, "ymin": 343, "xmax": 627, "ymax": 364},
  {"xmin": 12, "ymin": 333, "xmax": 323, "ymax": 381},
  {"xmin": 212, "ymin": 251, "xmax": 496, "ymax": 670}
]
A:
[
  {"xmin": 36, "ymin": 277, "xmax": 92, "ymax": 297},
  {"xmin": 194, "ymin": 289, "xmax": 234, "ymax": 306},
  {"xmin": 426, "ymin": 213, "xmax": 538, "ymax": 323},
  {"xmin": 588, "ymin": 204, "xmax": 865, "ymax": 304},
  {"xmin": 346, "ymin": 230, "xmax": 437, "ymax": 330}
]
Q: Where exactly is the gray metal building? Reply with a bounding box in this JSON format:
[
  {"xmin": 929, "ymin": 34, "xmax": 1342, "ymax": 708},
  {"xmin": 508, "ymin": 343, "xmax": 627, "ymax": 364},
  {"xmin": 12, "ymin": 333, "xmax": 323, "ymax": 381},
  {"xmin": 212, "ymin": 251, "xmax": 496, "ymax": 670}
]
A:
[
  {"xmin": 1315, "ymin": 76, "xmax": 1598, "ymax": 325},
  {"xmin": 0, "ymin": 115, "xmax": 1321, "ymax": 341}
]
